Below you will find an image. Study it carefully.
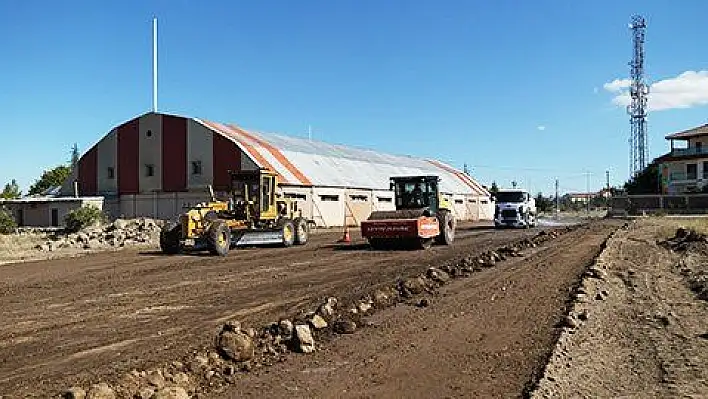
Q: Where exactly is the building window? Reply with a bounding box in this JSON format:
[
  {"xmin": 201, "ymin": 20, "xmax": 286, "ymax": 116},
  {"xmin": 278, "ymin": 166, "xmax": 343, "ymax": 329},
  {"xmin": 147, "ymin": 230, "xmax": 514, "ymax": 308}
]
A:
[
  {"xmin": 319, "ymin": 194, "xmax": 339, "ymax": 202},
  {"xmin": 481, "ymin": 200, "xmax": 489, "ymax": 204},
  {"xmin": 107, "ymin": 167, "xmax": 115, "ymax": 179},
  {"xmin": 454, "ymin": 199, "xmax": 464, "ymax": 204},
  {"xmin": 145, "ymin": 164, "xmax": 155, "ymax": 177},
  {"xmin": 284, "ymin": 193, "xmax": 307, "ymax": 200},
  {"xmin": 703, "ymin": 162, "xmax": 708, "ymax": 179},
  {"xmin": 469, "ymin": 199, "xmax": 477, "ymax": 203},
  {"xmin": 377, "ymin": 196, "xmax": 393, "ymax": 203},
  {"xmin": 191, "ymin": 160, "xmax": 202, "ymax": 175},
  {"xmin": 146, "ymin": 130, "xmax": 153, "ymax": 137},
  {"xmin": 687, "ymin": 163, "xmax": 697, "ymax": 180},
  {"xmin": 349, "ymin": 195, "xmax": 368, "ymax": 202}
]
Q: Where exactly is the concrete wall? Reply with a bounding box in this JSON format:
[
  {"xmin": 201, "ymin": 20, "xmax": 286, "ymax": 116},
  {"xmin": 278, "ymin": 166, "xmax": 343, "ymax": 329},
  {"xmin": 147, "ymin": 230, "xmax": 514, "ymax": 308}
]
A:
[{"xmin": 99, "ymin": 186, "xmax": 492, "ymax": 227}]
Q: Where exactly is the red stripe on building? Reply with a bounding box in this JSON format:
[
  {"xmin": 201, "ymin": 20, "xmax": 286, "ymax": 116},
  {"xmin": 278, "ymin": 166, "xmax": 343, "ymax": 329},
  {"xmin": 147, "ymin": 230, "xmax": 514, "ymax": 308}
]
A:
[
  {"xmin": 117, "ymin": 119, "xmax": 140, "ymax": 195},
  {"xmin": 78, "ymin": 146, "xmax": 98, "ymax": 195},
  {"xmin": 212, "ymin": 133, "xmax": 242, "ymax": 191},
  {"xmin": 161, "ymin": 115, "xmax": 187, "ymax": 192},
  {"xmin": 230, "ymin": 125, "xmax": 312, "ymax": 186}
]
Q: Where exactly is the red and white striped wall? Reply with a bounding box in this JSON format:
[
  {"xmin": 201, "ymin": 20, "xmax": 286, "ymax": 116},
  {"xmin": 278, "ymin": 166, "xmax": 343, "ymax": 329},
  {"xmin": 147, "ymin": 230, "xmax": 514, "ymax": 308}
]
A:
[{"xmin": 76, "ymin": 113, "xmax": 257, "ymax": 196}]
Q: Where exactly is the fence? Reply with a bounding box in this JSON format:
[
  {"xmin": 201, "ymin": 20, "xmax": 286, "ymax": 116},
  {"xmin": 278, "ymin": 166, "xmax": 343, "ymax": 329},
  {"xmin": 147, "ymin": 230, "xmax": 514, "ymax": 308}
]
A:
[{"xmin": 610, "ymin": 194, "xmax": 708, "ymax": 215}]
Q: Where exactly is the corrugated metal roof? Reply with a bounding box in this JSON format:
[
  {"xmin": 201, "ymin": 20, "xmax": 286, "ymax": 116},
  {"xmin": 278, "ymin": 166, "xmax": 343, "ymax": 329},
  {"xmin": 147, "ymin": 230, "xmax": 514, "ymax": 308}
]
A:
[{"xmin": 196, "ymin": 118, "xmax": 489, "ymax": 196}]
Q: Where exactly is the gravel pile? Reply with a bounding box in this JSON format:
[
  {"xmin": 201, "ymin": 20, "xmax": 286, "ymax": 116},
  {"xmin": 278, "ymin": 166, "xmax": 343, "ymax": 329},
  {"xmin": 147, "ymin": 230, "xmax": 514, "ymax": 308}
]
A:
[{"xmin": 36, "ymin": 218, "xmax": 165, "ymax": 253}]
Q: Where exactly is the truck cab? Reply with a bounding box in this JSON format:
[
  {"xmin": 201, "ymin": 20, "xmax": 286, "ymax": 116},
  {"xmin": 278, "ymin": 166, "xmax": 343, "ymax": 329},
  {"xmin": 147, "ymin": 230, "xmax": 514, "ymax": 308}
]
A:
[{"xmin": 493, "ymin": 189, "xmax": 537, "ymax": 228}]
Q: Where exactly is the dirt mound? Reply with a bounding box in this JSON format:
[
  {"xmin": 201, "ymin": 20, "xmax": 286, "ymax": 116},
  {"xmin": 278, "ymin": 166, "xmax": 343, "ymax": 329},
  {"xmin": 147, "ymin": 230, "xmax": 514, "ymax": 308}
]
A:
[
  {"xmin": 661, "ymin": 227, "xmax": 708, "ymax": 303},
  {"xmin": 659, "ymin": 226, "xmax": 708, "ymax": 253}
]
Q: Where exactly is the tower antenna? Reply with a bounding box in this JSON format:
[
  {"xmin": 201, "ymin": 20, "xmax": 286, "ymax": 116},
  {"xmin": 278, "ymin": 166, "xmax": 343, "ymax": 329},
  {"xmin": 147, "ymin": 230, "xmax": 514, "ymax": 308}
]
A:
[
  {"xmin": 627, "ymin": 15, "xmax": 648, "ymax": 177},
  {"xmin": 153, "ymin": 17, "xmax": 158, "ymax": 113}
]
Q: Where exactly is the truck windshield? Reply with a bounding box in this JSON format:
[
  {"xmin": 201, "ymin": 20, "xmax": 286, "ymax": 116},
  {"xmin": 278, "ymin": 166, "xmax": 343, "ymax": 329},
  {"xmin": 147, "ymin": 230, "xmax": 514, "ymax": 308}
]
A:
[{"xmin": 495, "ymin": 192, "xmax": 526, "ymax": 203}]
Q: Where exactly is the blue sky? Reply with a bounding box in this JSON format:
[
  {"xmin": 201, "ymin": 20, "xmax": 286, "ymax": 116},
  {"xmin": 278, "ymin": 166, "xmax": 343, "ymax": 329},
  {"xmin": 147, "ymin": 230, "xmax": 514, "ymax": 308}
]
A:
[{"xmin": 2, "ymin": 0, "xmax": 708, "ymax": 196}]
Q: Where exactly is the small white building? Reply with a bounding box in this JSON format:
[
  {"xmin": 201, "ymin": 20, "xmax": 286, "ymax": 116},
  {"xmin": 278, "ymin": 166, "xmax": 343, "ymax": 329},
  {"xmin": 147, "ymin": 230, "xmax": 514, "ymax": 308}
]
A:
[
  {"xmin": 65, "ymin": 112, "xmax": 493, "ymax": 226},
  {"xmin": 0, "ymin": 196, "xmax": 104, "ymax": 228}
]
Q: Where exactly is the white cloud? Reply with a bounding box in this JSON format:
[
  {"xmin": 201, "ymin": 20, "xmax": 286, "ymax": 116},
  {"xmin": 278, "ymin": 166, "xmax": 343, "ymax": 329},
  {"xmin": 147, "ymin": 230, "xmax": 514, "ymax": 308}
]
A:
[
  {"xmin": 604, "ymin": 70, "xmax": 708, "ymax": 112},
  {"xmin": 537, "ymin": 125, "xmax": 546, "ymax": 131},
  {"xmin": 603, "ymin": 78, "xmax": 632, "ymax": 93}
]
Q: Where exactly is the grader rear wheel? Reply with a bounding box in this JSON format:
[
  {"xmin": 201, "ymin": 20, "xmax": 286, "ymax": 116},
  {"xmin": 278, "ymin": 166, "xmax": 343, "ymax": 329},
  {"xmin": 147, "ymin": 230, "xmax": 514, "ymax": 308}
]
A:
[{"xmin": 294, "ymin": 217, "xmax": 309, "ymax": 245}]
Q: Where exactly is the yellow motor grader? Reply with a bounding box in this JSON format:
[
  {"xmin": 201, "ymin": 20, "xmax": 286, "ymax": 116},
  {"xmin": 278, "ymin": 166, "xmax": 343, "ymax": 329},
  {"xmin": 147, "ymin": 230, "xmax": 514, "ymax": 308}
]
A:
[{"xmin": 160, "ymin": 169, "xmax": 311, "ymax": 256}]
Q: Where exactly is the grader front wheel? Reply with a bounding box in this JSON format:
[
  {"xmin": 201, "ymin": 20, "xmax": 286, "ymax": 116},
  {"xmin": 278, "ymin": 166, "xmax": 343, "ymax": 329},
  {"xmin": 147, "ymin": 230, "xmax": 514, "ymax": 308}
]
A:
[{"xmin": 207, "ymin": 221, "xmax": 231, "ymax": 256}]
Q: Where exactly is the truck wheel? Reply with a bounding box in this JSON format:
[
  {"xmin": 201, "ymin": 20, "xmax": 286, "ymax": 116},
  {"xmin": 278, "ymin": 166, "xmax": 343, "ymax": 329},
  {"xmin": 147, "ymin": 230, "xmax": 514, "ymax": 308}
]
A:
[
  {"xmin": 294, "ymin": 217, "xmax": 309, "ymax": 245},
  {"xmin": 436, "ymin": 210, "xmax": 455, "ymax": 245},
  {"xmin": 279, "ymin": 219, "xmax": 295, "ymax": 247},
  {"xmin": 207, "ymin": 221, "xmax": 231, "ymax": 256},
  {"xmin": 160, "ymin": 223, "xmax": 182, "ymax": 254}
]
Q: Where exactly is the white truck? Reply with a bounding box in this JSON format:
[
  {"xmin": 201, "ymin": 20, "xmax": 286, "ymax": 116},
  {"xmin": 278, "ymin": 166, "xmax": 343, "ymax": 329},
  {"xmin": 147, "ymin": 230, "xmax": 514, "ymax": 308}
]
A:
[{"xmin": 493, "ymin": 189, "xmax": 537, "ymax": 228}]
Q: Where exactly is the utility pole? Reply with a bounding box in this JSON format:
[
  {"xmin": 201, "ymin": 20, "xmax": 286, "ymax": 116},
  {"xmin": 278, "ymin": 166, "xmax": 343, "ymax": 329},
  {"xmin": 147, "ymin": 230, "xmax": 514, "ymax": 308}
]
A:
[
  {"xmin": 555, "ymin": 178, "xmax": 559, "ymax": 219},
  {"xmin": 586, "ymin": 172, "xmax": 591, "ymax": 215},
  {"xmin": 606, "ymin": 170, "xmax": 610, "ymax": 191}
]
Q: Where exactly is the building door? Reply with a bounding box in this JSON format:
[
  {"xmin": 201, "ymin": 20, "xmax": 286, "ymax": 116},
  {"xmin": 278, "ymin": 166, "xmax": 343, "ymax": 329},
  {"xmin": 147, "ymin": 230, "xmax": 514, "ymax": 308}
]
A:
[
  {"xmin": 51, "ymin": 209, "xmax": 59, "ymax": 227},
  {"xmin": 17, "ymin": 209, "xmax": 23, "ymax": 227}
]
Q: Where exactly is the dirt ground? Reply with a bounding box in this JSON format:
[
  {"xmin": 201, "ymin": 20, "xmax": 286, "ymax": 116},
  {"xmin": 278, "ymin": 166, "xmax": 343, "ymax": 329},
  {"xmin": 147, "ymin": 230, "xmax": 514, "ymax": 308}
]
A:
[
  {"xmin": 532, "ymin": 218, "xmax": 708, "ymax": 398},
  {"xmin": 0, "ymin": 221, "xmax": 587, "ymax": 398},
  {"xmin": 210, "ymin": 219, "xmax": 621, "ymax": 399}
]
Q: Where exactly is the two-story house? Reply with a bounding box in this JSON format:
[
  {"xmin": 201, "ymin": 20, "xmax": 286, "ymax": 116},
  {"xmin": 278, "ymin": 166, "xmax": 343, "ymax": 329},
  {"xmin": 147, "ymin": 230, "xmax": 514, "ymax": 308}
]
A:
[{"xmin": 658, "ymin": 124, "xmax": 708, "ymax": 194}]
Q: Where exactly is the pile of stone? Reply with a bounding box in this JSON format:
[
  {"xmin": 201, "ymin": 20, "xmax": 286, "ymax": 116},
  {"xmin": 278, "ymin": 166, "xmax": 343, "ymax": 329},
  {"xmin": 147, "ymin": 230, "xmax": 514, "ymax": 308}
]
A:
[{"xmin": 36, "ymin": 218, "xmax": 165, "ymax": 252}]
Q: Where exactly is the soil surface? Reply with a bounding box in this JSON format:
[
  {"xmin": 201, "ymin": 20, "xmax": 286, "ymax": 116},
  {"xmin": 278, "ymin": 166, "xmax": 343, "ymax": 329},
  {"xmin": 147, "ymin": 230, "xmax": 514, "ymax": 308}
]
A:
[
  {"xmin": 0, "ymin": 221, "xmax": 582, "ymax": 397},
  {"xmin": 206, "ymin": 220, "xmax": 621, "ymax": 398},
  {"xmin": 533, "ymin": 218, "xmax": 708, "ymax": 398}
]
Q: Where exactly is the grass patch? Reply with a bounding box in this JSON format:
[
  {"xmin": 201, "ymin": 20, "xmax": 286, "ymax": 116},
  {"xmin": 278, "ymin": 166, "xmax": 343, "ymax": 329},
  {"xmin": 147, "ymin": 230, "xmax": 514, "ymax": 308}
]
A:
[
  {"xmin": 653, "ymin": 217, "xmax": 708, "ymax": 239},
  {"xmin": 0, "ymin": 233, "xmax": 47, "ymax": 264}
]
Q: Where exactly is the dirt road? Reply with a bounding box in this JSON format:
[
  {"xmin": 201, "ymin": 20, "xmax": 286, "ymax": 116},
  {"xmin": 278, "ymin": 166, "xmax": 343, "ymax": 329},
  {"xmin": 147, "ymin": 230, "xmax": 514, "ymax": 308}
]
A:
[
  {"xmin": 0, "ymin": 222, "xmax": 565, "ymax": 397},
  {"xmin": 211, "ymin": 220, "xmax": 621, "ymax": 398}
]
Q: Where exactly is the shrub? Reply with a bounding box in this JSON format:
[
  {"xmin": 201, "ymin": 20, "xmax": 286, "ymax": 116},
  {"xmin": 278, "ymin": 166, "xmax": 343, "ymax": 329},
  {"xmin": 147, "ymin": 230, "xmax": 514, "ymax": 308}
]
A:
[
  {"xmin": 65, "ymin": 205, "xmax": 106, "ymax": 232},
  {"xmin": 0, "ymin": 208, "xmax": 16, "ymax": 234}
]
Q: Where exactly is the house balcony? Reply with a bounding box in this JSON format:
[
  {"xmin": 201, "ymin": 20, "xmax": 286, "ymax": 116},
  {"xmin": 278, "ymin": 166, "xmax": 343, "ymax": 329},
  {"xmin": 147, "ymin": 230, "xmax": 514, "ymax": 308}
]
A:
[
  {"xmin": 670, "ymin": 147, "xmax": 708, "ymax": 157},
  {"xmin": 669, "ymin": 172, "xmax": 707, "ymax": 182}
]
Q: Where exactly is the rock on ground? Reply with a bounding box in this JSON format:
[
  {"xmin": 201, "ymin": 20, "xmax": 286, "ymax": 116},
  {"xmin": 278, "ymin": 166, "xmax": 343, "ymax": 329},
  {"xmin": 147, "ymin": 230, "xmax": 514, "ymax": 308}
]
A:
[
  {"xmin": 153, "ymin": 386, "xmax": 189, "ymax": 399},
  {"xmin": 216, "ymin": 328, "xmax": 254, "ymax": 362},
  {"xmin": 294, "ymin": 324, "xmax": 315, "ymax": 353},
  {"xmin": 86, "ymin": 383, "xmax": 116, "ymax": 399}
]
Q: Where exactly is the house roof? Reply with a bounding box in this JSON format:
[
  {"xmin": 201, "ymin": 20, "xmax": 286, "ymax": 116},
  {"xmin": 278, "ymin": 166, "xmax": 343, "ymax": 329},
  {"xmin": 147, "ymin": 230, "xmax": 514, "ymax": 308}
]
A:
[
  {"xmin": 0, "ymin": 196, "xmax": 104, "ymax": 204},
  {"xmin": 196, "ymin": 118, "xmax": 490, "ymax": 196},
  {"xmin": 665, "ymin": 124, "xmax": 708, "ymax": 140}
]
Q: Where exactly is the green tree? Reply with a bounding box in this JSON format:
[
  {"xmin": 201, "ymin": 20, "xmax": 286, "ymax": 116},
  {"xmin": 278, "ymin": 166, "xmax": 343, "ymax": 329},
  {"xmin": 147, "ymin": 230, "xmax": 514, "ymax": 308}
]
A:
[
  {"xmin": 535, "ymin": 192, "xmax": 554, "ymax": 213},
  {"xmin": 70, "ymin": 143, "xmax": 80, "ymax": 170},
  {"xmin": 0, "ymin": 207, "xmax": 16, "ymax": 234},
  {"xmin": 489, "ymin": 181, "xmax": 499, "ymax": 195},
  {"xmin": 624, "ymin": 161, "xmax": 660, "ymax": 195},
  {"xmin": 28, "ymin": 165, "xmax": 71, "ymax": 195},
  {"xmin": 1, "ymin": 179, "xmax": 21, "ymax": 199}
]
